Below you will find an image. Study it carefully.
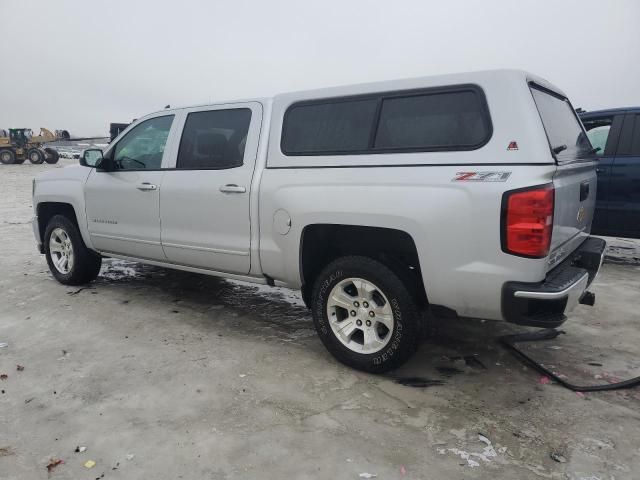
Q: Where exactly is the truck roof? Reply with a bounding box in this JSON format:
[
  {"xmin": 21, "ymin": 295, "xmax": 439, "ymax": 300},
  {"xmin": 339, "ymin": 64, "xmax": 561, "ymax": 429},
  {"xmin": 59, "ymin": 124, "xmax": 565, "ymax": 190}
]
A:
[
  {"xmin": 580, "ymin": 106, "xmax": 640, "ymax": 118},
  {"xmin": 149, "ymin": 69, "xmax": 564, "ymax": 118},
  {"xmin": 273, "ymin": 69, "xmax": 564, "ymax": 103}
]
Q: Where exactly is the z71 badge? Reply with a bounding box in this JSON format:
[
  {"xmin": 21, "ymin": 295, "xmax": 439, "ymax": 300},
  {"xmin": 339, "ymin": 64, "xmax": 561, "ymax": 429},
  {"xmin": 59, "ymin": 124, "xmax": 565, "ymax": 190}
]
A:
[{"xmin": 452, "ymin": 171, "xmax": 512, "ymax": 182}]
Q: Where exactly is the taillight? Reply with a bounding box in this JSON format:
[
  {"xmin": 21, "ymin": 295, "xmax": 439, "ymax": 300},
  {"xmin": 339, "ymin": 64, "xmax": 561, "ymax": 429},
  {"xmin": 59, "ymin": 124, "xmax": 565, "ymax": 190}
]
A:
[{"xmin": 502, "ymin": 185, "xmax": 554, "ymax": 258}]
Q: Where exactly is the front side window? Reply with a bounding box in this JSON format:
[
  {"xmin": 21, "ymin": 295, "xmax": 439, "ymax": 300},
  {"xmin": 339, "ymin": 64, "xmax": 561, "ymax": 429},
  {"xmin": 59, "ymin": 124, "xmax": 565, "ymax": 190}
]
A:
[
  {"xmin": 375, "ymin": 90, "xmax": 490, "ymax": 149},
  {"xmin": 113, "ymin": 116, "xmax": 174, "ymax": 170},
  {"xmin": 177, "ymin": 108, "xmax": 252, "ymax": 169},
  {"xmin": 582, "ymin": 116, "xmax": 613, "ymax": 156}
]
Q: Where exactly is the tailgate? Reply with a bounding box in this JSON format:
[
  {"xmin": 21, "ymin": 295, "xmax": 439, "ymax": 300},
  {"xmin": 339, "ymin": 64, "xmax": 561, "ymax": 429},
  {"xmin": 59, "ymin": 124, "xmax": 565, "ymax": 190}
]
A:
[
  {"xmin": 549, "ymin": 162, "xmax": 597, "ymax": 269},
  {"xmin": 529, "ymin": 82, "xmax": 597, "ymax": 269}
]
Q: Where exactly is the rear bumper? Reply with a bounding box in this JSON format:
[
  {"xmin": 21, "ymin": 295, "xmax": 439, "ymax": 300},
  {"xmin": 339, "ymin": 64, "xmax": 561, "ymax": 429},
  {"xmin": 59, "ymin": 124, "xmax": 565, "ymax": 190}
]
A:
[{"xmin": 502, "ymin": 236, "xmax": 606, "ymax": 328}]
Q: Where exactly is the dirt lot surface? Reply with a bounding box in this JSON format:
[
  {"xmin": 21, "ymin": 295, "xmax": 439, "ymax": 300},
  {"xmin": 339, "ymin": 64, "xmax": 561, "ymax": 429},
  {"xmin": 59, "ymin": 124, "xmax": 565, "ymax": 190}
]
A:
[{"xmin": 1, "ymin": 160, "xmax": 640, "ymax": 479}]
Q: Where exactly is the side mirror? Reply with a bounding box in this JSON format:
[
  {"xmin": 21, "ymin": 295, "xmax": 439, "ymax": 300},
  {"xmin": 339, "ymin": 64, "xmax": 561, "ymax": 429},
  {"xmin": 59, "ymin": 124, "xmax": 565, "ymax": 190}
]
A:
[{"xmin": 80, "ymin": 149, "xmax": 103, "ymax": 168}]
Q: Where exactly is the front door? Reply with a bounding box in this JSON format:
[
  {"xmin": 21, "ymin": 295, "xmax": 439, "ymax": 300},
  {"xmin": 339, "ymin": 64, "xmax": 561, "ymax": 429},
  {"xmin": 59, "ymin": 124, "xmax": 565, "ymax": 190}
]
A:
[
  {"xmin": 609, "ymin": 113, "xmax": 640, "ymax": 239},
  {"xmin": 85, "ymin": 114, "xmax": 176, "ymax": 259},
  {"xmin": 160, "ymin": 103, "xmax": 262, "ymax": 274}
]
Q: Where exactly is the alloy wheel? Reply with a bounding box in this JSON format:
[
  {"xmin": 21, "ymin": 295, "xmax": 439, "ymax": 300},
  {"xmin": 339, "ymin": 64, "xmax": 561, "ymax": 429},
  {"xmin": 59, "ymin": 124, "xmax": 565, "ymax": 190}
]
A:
[
  {"xmin": 49, "ymin": 227, "xmax": 74, "ymax": 274},
  {"xmin": 326, "ymin": 277, "xmax": 394, "ymax": 354}
]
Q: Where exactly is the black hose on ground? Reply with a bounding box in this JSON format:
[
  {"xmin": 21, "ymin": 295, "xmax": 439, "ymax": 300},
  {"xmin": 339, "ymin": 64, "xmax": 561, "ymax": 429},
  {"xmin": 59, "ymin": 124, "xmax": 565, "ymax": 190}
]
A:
[{"xmin": 500, "ymin": 329, "xmax": 640, "ymax": 392}]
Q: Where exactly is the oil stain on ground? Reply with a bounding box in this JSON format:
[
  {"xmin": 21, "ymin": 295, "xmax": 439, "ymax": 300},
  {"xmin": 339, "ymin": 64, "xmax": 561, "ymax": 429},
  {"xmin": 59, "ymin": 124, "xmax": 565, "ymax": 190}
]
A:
[
  {"xmin": 436, "ymin": 366, "xmax": 464, "ymax": 377},
  {"xmin": 395, "ymin": 377, "xmax": 445, "ymax": 388}
]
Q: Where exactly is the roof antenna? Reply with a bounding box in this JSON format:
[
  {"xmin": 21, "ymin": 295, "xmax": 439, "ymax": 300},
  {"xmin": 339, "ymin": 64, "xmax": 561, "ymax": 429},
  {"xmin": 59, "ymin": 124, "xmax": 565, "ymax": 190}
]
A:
[{"xmin": 164, "ymin": 104, "xmax": 170, "ymax": 109}]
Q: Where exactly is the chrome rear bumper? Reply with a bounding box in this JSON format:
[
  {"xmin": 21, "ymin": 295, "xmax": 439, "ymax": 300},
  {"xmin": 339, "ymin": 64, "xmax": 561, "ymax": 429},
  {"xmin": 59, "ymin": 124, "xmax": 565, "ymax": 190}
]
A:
[{"xmin": 502, "ymin": 237, "xmax": 606, "ymax": 327}]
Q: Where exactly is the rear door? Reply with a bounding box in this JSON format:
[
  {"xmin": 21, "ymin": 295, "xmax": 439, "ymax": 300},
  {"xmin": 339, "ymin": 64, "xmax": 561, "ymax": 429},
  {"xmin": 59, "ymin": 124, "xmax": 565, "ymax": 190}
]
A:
[
  {"xmin": 529, "ymin": 84, "xmax": 597, "ymax": 269},
  {"xmin": 159, "ymin": 102, "xmax": 262, "ymax": 274},
  {"xmin": 581, "ymin": 113, "xmax": 624, "ymax": 235},
  {"xmin": 608, "ymin": 113, "xmax": 640, "ymax": 239}
]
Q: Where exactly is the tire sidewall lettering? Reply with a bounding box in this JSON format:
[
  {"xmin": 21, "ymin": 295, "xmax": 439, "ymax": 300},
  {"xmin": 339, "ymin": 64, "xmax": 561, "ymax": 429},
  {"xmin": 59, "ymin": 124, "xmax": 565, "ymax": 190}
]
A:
[
  {"xmin": 372, "ymin": 296, "xmax": 403, "ymax": 366},
  {"xmin": 316, "ymin": 270, "xmax": 344, "ymax": 335}
]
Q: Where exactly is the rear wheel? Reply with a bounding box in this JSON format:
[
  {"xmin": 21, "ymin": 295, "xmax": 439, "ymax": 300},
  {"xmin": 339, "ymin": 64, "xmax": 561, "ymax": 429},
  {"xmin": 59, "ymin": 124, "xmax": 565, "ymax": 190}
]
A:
[
  {"xmin": 28, "ymin": 148, "xmax": 44, "ymax": 164},
  {"xmin": 44, "ymin": 215, "xmax": 102, "ymax": 285},
  {"xmin": 311, "ymin": 256, "xmax": 421, "ymax": 373},
  {"xmin": 44, "ymin": 148, "xmax": 60, "ymax": 164},
  {"xmin": 0, "ymin": 149, "xmax": 15, "ymax": 164}
]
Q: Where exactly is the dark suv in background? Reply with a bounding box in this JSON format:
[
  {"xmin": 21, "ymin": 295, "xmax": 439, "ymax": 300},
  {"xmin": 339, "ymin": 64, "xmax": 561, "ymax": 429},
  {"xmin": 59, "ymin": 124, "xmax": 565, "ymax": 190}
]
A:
[{"xmin": 580, "ymin": 107, "xmax": 640, "ymax": 239}]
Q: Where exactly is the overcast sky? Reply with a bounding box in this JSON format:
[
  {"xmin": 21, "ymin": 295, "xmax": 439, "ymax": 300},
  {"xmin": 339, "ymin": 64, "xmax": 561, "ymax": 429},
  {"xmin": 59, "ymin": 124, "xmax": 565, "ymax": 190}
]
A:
[{"xmin": 1, "ymin": 0, "xmax": 638, "ymax": 136}]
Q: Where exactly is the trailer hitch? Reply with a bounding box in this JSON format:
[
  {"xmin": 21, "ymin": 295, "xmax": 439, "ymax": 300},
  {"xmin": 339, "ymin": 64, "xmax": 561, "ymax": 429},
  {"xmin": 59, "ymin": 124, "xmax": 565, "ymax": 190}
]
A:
[{"xmin": 579, "ymin": 290, "xmax": 596, "ymax": 306}]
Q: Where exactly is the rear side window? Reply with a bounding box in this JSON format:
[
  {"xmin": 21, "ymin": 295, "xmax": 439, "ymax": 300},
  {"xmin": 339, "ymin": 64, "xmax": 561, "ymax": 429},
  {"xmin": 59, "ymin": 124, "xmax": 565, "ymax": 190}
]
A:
[
  {"xmin": 281, "ymin": 85, "xmax": 491, "ymax": 156},
  {"xmin": 282, "ymin": 99, "xmax": 378, "ymax": 154},
  {"xmin": 177, "ymin": 108, "xmax": 251, "ymax": 169},
  {"xmin": 530, "ymin": 85, "xmax": 591, "ymax": 162},
  {"xmin": 375, "ymin": 91, "xmax": 489, "ymax": 149}
]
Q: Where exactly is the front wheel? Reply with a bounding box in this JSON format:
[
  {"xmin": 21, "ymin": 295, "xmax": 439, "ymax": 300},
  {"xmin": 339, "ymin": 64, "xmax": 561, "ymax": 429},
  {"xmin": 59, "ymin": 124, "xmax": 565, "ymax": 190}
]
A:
[
  {"xmin": 44, "ymin": 215, "xmax": 102, "ymax": 285},
  {"xmin": 311, "ymin": 256, "xmax": 421, "ymax": 373},
  {"xmin": 0, "ymin": 149, "xmax": 15, "ymax": 164}
]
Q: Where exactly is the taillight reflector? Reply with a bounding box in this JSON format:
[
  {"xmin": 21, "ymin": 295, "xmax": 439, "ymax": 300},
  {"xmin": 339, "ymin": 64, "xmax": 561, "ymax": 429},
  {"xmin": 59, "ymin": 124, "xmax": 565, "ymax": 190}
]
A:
[{"xmin": 502, "ymin": 186, "xmax": 554, "ymax": 258}]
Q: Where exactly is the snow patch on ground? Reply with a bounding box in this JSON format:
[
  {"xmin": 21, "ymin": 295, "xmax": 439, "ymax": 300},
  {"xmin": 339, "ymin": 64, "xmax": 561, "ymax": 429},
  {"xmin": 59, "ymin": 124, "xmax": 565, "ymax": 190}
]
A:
[
  {"xmin": 225, "ymin": 278, "xmax": 306, "ymax": 308},
  {"xmin": 603, "ymin": 236, "xmax": 640, "ymax": 265},
  {"xmin": 437, "ymin": 434, "xmax": 499, "ymax": 468},
  {"xmin": 100, "ymin": 259, "xmax": 142, "ymax": 280}
]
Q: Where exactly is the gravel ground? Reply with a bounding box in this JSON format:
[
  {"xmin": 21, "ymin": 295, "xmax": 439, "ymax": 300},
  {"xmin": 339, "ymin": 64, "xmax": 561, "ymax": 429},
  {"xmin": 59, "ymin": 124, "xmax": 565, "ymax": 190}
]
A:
[{"xmin": 1, "ymin": 159, "xmax": 639, "ymax": 479}]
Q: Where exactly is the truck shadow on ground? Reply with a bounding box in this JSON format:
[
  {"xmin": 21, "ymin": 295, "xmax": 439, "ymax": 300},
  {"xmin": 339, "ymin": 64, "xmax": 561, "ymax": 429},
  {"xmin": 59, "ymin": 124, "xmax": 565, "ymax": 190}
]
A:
[
  {"xmin": 91, "ymin": 258, "xmax": 549, "ymax": 383},
  {"xmin": 88, "ymin": 257, "xmax": 640, "ymax": 397}
]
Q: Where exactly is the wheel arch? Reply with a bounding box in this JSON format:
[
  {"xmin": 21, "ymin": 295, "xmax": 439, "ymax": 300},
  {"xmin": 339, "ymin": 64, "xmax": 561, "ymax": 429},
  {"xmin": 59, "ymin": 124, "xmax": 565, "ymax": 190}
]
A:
[
  {"xmin": 37, "ymin": 201, "xmax": 95, "ymax": 253},
  {"xmin": 299, "ymin": 223, "xmax": 427, "ymax": 308},
  {"xmin": 37, "ymin": 202, "xmax": 79, "ymax": 240}
]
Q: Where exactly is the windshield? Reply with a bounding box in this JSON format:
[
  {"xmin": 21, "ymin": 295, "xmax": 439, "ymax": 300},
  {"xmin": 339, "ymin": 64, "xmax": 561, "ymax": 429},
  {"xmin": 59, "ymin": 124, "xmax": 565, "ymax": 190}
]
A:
[{"xmin": 530, "ymin": 84, "xmax": 592, "ymax": 163}]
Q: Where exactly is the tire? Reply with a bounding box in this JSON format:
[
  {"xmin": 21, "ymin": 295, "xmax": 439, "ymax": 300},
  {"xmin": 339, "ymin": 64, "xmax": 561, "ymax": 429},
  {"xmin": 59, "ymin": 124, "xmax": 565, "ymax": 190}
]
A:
[
  {"xmin": 27, "ymin": 148, "xmax": 44, "ymax": 164},
  {"xmin": 44, "ymin": 214, "xmax": 102, "ymax": 285},
  {"xmin": 311, "ymin": 256, "xmax": 421, "ymax": 373},
  {"xmin": 0, "ymin": 149, "xmax": 15, "ymax": 164},
  {"xmin": 44, "ymin": 148, "xmax": 59, "ymax": 164}
]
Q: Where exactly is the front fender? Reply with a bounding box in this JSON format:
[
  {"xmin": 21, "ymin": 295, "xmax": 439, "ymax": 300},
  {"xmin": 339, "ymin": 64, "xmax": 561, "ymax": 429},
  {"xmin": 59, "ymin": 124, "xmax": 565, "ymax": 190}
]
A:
[{"xmin": 34, "ymin": 166, "xmax": 93, "ymax": 249}]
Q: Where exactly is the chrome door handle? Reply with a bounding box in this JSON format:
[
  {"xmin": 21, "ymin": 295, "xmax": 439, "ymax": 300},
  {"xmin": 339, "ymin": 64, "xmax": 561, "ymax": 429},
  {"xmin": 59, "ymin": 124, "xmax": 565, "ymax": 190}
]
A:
[
  {"xmin": 137, "ymin": 182, "xmax": 158, "ymax": 191},
  {"xmin": 219, "ymin": 184, "xmax": 246, "ymax": 193},
  {"xmin": 595, "ymin": 168, "xmax": 605, "ymax": 174}
]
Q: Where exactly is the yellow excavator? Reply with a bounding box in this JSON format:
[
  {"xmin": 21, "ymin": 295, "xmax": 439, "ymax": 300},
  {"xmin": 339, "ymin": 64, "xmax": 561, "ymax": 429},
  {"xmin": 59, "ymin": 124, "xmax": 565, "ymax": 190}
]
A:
[{"xmin": 0, "ymin": 128, "xmax": 61, "ymax": 164}]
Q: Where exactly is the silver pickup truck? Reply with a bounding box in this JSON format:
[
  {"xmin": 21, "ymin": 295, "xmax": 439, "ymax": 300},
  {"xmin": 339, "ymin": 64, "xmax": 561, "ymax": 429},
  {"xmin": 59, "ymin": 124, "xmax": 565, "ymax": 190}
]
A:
[{"xmin": 32, "ymin": 69, "xmax": 606, "ymax": 372}]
